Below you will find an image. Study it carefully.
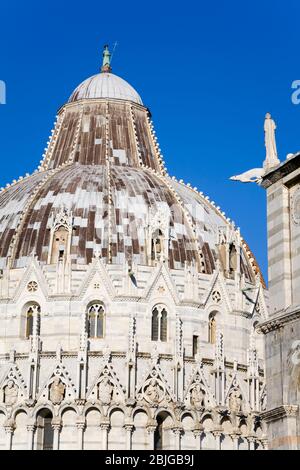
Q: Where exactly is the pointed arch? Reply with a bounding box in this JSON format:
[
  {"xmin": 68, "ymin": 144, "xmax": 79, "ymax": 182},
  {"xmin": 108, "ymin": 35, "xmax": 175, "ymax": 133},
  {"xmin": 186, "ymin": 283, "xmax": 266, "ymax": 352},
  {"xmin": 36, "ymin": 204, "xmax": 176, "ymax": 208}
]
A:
[
  {"xmin": 21, "ymin": 302, "xmax": 41, "ymax": 339},
  {"xmin": 35, "ymin": 408, "xmax": 54, "ymax": 450},
  {"xmin": 87, "ymin": 301, "xmax": 105, "ymax": 339},
  {"xmin": 208, "ymin": 312, "xmax": 217, "ymax": 344},
  {"xmin": 151, "ymin": 305, "xmax": 168, "ymax": 342}
]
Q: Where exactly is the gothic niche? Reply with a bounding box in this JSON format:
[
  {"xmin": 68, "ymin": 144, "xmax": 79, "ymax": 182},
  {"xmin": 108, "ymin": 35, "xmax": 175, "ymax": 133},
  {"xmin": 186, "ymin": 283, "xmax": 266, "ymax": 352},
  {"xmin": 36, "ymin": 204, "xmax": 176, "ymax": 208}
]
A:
[
  {"xmin": 3, "ymin": 380, "xmax": 19, "ymax": 406},
  {"xmin": 228, "ymin": 387, "xmax": 243, "ymax": 414},
  {"xmin": 147, "ymin": 207, "xmax": 170, "ymax": 265},
  {"xmin": 190, "ymin": 382, "xmax": 206, "ymax": 411},
  {"xmin": 217, "ymin": 227, "xmax": 240, "ymax": 278},
  {"xmin": 151, "ymin": 229, "xmax": 164, "ymax": 262},
  {"xmin": 49, "ymin": 377, "xmax": 66, "ymax": 405},
  {"xmin": 48, "ymin": 207, "xmax": 73, "ymax": 264},
  {"xmin": 142, "ymin": 376, "xmax": 165, "ymax": 405},
  {"xmin": 98, "ymin": 377, "xmax": 114, "ymax": 405},
  {"xmin": 287, "ymin": 341, "xmax": 300, "ymax": 399}
]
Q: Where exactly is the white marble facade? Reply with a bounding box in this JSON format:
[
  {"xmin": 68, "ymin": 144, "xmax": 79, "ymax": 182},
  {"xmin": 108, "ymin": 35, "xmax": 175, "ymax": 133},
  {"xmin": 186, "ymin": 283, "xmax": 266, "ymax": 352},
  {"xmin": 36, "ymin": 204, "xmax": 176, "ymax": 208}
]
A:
[
  {"xmin": 0, "ymin": 47, "xmax": 268, "ymax": 450},
  {"xmin": 0, "ymin": 256, "xmax": 268, "ymax": 450}
]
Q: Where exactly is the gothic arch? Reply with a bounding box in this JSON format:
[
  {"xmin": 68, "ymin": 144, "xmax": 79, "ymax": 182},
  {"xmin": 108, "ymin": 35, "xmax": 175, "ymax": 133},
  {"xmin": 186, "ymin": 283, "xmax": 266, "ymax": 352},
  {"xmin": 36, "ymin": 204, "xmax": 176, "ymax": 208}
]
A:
[
  {"xmin": 181, "ymin": 413, "xmax": 196, "ymax": 450},
  {"xmin": 58, "ymin": 404, "xmax": 78, "ymax": 418},
  {"xmin": 86, "ymin": 299, "xmax": 106, "ymax": 311},
  {"xmin": 132, "ymin": 409, "xmax": 149, "ymax": 450},
  {"xmin": 86, "ymin": 300, "xmax": 106, "ymax": 339},
  {"xmin": 11, "ymin": 406, "xmax": 29, "ymax": 421},
  {"xmin": 132, "ymin": 406, "xmax": 151, "ymax": 420},
  {"xmin": 12, "ymin": 409, "xmax": 28, "ymax": 450},
  {"xmin": 207, "ymin": 310, "xmax": 220, "ymax": 344},
  {"xmin": 108, "ymin": 405, "xmax": 127, "ymax": 418},
  {"xmin": 33, "ymin": 403, "xmax": 55, "ymax": 420},
  {"xmin": 239, "ymin": 418, "xmax": 248, "ymax": 436},
  {"xmin": 35, "ymin": 408, "xmax": 54, "ymax": 451},
  {"xmin": 151, "ymin": 304, "xmax": 169, "ymax": 342},
  {"xmin": 220, "ymin": 415, "xmax": 233, "ymax": 433},
  {"xmin": 154, "ymin": 410, "xmax": 175, "ymax": 450},
  {"xmin": 84, "ymin": 407, "xmax": 102, "ymax": 450},
  {"xmin": 60, "ymin": 407, "xmax": 77, "ymax": 450},
  {"xmin": 84, "ymin": 403, "xmax": 103, "ymax": 417},
  {"xmin": 200, "ymin": 412, "xmax": 215, "ymax": 428},
  {"xmin": 220, "ymin": 415, "xmax": 232, "ymax": 432},
  {"xmin": 108, "ymin": 408, "xmax": 126, "ymax": 450},
  {"xmin": 21, "ymin": 301, "xmax": 41, "ymax": 339},
  {"xmin": 153, "ymin": 407, "xmax": 176, "ymax": 423},
  {"xmin": 180, "ymin": 410, "xmax": 197, "ymax": 422}
]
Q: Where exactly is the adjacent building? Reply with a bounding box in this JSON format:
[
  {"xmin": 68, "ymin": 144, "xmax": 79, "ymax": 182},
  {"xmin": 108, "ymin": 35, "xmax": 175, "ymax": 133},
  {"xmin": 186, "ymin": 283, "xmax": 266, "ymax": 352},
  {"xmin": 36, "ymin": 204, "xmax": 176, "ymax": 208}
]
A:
[{"xmin": 260, "ymin": 152, "xmax": 300, "ymax": 450}]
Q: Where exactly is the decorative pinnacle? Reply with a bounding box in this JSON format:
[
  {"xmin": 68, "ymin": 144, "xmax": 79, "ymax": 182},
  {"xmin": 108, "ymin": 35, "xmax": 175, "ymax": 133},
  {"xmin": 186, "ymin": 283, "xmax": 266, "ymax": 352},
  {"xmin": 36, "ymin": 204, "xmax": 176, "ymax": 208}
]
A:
[{"xmin": 101, "ymin": 44, "xmax": 112, "ymax": 73}]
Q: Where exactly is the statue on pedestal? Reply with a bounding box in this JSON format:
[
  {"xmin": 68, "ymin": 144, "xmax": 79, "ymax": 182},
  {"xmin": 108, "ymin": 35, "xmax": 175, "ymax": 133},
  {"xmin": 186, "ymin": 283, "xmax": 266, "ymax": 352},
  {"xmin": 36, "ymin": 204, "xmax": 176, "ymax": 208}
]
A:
[
  {"xmin": 98, "ymin": 378, "xmax": 113, "ymax": 405},
  {"xmin": 50, "ymin": 377, "xmax": 65, "ymax": 405},
  {"xmin": 4, "ymin": 380, "xmax": 18, "ymax": 405}
]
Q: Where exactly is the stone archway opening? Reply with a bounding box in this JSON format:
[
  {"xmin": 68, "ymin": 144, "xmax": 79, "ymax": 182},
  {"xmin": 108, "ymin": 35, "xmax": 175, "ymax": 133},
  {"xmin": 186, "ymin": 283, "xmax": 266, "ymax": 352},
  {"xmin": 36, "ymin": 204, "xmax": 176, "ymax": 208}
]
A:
[{"xmin": 36, "ymin": 408, "xmax": 54, "ymax": 450}]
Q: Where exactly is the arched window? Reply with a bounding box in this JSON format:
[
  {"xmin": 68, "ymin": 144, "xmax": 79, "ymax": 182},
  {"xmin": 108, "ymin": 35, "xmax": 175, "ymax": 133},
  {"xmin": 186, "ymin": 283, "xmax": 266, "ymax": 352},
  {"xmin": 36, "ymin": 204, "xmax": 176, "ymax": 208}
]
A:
[
  {"xmin": 160, "ymin": 309, "xmax": 167, "ymax": 342},
  {"xmin": 154, "ymin": 412, "xmax": 173, "ymax": 450},
  {"xmin": 23, "ymin": 303, "xmax": 41, "ymax": 339},
  {"xmin": 154, "ymin": 414, "xmax": 164, "ymax": 450},
  {"xmin": 208, "ymin": 313, "xmax": 216, "ymax": 344},
  {"xmin": 87, "ymin": 303, "xmax": 105, "ymax": 339},
  {"xmin": 36, "ymin": 408, "xmax": 54, "ymax": 450},
  {"xmin": 151, "ymin": 308, "xmax": 159, "ymax": 341},
  {"xmin": 151, "ymin": 306, "xmax": 168, "ymax": 342}
]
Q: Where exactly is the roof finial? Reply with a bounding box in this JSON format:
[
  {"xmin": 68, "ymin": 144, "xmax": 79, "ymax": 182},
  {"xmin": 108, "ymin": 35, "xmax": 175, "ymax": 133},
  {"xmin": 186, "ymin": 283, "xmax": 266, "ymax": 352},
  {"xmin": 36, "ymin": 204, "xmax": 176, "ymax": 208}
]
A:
[
  {"xmin": 263, "ymin": 112, "xmax": 280, "ymax": 170},
  {"xmin": 101, "ymin": 44, "xmax": 112, "ymax": 73}
]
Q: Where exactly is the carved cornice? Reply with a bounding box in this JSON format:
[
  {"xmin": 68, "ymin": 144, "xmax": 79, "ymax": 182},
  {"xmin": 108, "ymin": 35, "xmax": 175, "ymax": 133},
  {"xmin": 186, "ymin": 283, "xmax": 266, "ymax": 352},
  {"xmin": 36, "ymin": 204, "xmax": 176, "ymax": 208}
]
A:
[
  {"xmin": 261, "ymin": 405, "xmax": 299, "ymax": 422},
  {"xmin": 258, "ymin": 307, "xmax": 300, "ymax": 334},
  {"xmin": 261, "ymin": 152, "xmax": 300, "ymax": 188}
]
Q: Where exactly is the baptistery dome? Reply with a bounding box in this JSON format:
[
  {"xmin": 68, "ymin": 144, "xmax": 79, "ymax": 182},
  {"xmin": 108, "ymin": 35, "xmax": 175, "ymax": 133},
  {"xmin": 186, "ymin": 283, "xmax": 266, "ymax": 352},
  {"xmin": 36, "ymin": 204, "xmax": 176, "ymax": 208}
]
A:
[
  {"xmin": 68, "ymin": 73, "xmax": 143, "ymax": 105},
  {"xmin": 0, "ymin": 46, "xmax": 268, "ymax": 451}
]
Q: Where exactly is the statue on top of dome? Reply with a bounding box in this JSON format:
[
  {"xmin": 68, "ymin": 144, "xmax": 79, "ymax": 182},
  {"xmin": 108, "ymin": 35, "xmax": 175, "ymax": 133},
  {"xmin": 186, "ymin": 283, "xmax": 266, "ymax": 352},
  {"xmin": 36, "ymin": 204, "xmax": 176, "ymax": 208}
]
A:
[{"xmin": 101, "ymin": 44, "xmax": 112, "ymax": 73}]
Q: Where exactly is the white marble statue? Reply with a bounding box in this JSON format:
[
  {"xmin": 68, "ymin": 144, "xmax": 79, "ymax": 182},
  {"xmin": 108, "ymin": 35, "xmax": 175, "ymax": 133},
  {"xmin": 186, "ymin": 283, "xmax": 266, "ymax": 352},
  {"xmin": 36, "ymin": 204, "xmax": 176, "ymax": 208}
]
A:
[
  {"xmin": 4, "ymin": 380, "xmax": 18, "ymax": 406},
  {"xmin": 229, "ymin": 388, "xmax": 242, "ymax": 413},
  {"xmin": 145, "ymin": 378, "xmax": 161, "ymax": 404},
  {"xmin": 49, "ymin": 377, "xmax": 65, "ymax": 405},
  {"xmin": 98, "ymin": 378, "xmax": 113, "ymax": 405},
  {"xmin": 263, "ymin": 113, "xmax": 280, "ymax": 170},
  {"xmin": 190, "ymin": 384, "xmax": 205, "ymax": 411}
]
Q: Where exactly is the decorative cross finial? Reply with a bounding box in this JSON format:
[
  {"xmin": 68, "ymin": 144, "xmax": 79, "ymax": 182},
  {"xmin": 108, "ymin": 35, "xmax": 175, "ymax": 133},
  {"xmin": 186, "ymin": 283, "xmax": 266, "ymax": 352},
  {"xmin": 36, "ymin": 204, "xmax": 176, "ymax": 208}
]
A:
[
  {"xmin": 101, "ymin": 44, "xmax": 112, "ymax": 73},
  {"xmin": 263, "ymin": 112, "xmax": 280, "ymax": 170}
]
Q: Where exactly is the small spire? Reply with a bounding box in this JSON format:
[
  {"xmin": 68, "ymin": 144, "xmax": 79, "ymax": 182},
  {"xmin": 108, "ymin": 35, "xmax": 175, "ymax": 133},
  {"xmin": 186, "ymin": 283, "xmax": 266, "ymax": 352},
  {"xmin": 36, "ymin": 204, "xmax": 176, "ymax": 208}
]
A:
[
  {"xmin": 101, "ymin": 44, "xmax": 112, "ymax": 73},
  {"xmin": 263, "ymin": 112, "xmax": 280, "ymax": 170}
]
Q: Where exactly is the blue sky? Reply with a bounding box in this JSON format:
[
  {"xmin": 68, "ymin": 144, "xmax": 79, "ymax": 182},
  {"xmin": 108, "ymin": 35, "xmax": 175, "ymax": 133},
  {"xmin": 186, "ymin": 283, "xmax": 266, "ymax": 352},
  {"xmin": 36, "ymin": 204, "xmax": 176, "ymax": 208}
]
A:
[{"xmin": 0, "ymin": 0, "xmax": 299, "ymax": 281}]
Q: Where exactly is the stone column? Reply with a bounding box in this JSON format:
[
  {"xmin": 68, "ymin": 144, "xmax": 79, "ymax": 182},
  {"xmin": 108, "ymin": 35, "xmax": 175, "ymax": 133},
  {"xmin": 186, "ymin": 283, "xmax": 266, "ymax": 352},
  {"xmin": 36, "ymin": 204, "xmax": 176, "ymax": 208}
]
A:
[
  {"xmin": 76, "ymin": 420, "xmax": 86, "ymax": 450},
  {"xmin": 147, "ymin": 425, "xmax": 156, "ymax": 450},
  {"xmin": 51, "ymin": 420, "xmax": 62, "ymax": 451},
  {"xmin": 193, "ymin": 428, "xmax": 203, "ymax": 450},
  {"xmin": 27, "ymin": 424, "xmax": 36, "ymax": 450},
  {"xmin": 261, "ymin": 437, "xmax": 268, "ymax": 450},
  {"xmin": 247, "ymin": 436, "xmax": 256, "ymax": 451},
  {"xmin": 100, "ymin": 423, "xmax": 110, "ymax": 450},
  {"xmin": 4, "ymin": 425, "xmax": 14, "ymax": 450},
  {"xmin": 212, "ymin": 430, "xmax": 222, "ymax": 450},
  {"xmin": 173, "ymin": 428, "xmax": 182, "ymax": 450},
  {"xmin": 125, "ymin": 424, "xmax": 134, "ymax": 450},
  {"xmin": 230, "ymin": 432, "xmax": 240, "ymax": 450}
]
